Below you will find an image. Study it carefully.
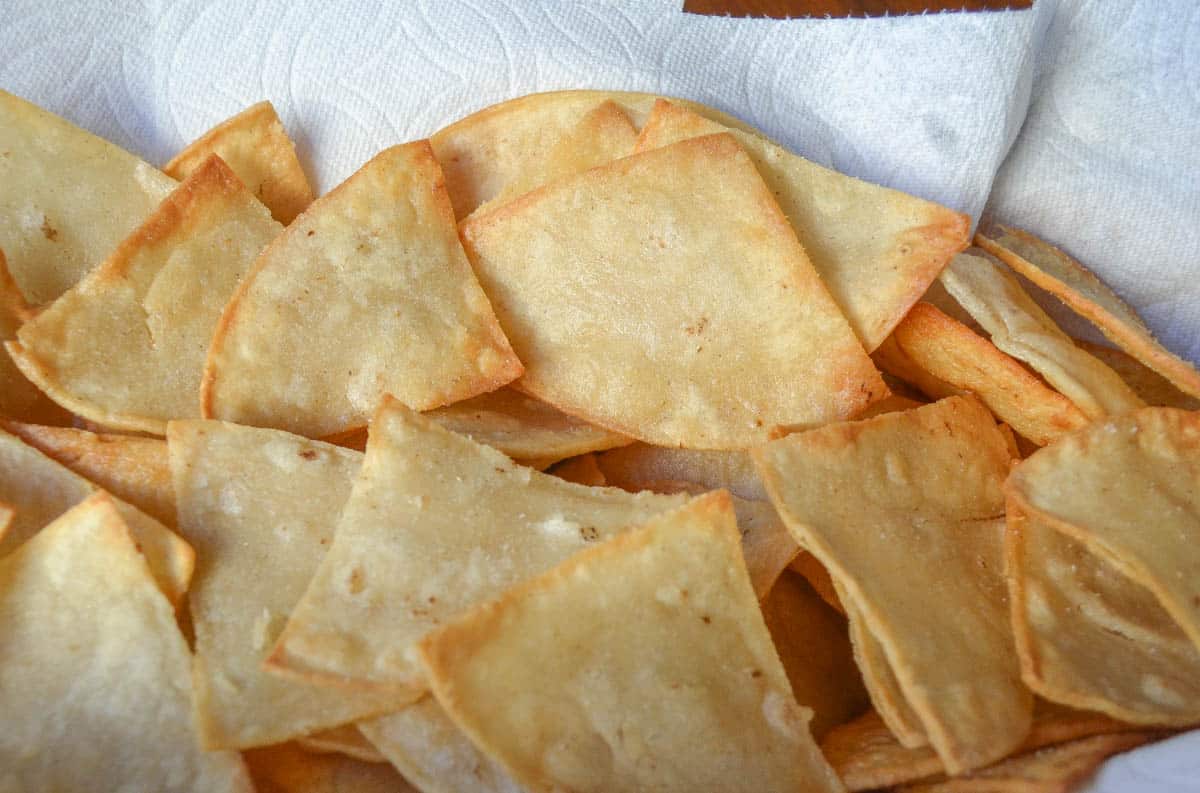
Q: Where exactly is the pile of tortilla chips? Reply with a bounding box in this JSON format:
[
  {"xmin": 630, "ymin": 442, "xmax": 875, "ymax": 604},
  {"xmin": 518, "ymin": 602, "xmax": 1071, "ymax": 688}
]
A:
[{"xmin": 0, "ymin": 87, "xmax": 1196, "ymax": 792}]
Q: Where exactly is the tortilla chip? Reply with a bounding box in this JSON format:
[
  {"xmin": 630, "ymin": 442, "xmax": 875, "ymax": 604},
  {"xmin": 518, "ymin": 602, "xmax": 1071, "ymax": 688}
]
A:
[
  {"xmin": 0, "ymin": 494, "xmax": 250, "ymax": 791},
  {"xmin": 359, "ymin": 697, "xmax": 525, "ymax": 793},
  {"xmin": 939, "ymin": 252, "xmax": 1142, "ymax": 419},
  {"xmin": 547, "ymin": 453, "xmax": 607, "ymax": 486},
  {"xmin": 470, "ymin": 100, "xmax": 637, "ymax": 216},
  {"xmin": 202, "ymin": 140, "xmax": 522, "ymax": 438},
  {"xmin": 872, "ymin": 333, "xmax": 963, "ymax": 403},
  {"xmin": 635, "ymin": 100, "xmax": 968, "ymax": 350},
  {"xmin": 898, "ymin": 731, "xmax": 1160, "ymax": 793},
  {"xmin": 267, "ymin": 398, "xmax": 687, "ymax": 694},
  {"xmin": 296, "ymin": 725, "xmax": 386, "ymax": 764},
  {"xmin": 789, "ymin": 551, "xmax": 844, "ymax": 614},
  {"xmin": 1, "ymin": 420, "xmax": 174, "ymax": 525},
  {"xmin": 165, "ymin": 101, "xmax": 313, "ymax": 224},
  {"xmin": 975, "ymin": 224, "xmax": 1200, "ymax": 400},
  {"xmin": 845, "ymin": 596, "xmax": 930, "ymax": 748},
  {"xmin": 762, "ymin": 571, "xmax": 870, "ymax": 740},
  {"xmin": 754, "ymin": 396, "xmax": 1032, "ymax": 773},
  {"xmin": 0, "ymin": 426, "xmax": 192, "ymax": 604},
  {"xmin": 168, "ymin": 420, "xmax": 390, "ymax": 748},
  {"xmin": 0, "ymin": 501, "xmax": 13, "ymax": 543},
  {"xmin": 889, "ymin": 303, "xmax": 1089, "ymax": 445},
  {"xmin": 0, "ymin": 250, "xmax": 71, "ymax": 423},
  {"xmin": 424, "ymin": 387, "xmax": 631, "ymax": 465},
  {"xmin": 419, "ymin": 492, "xmax": 843, "ymax": 793},
  {"xmin": 0, "ymin": 90, "xmax": 177, "ymax": 304},
  {"xmin": 854, "ymin": 393, "xmax": 926, "ymax": 419},
  {"xmin": 823, "ymin": 701, "xmax": 1133, "ymax": 791},
  {"xmin": 1075, "ymin": 340, "xmax": 1200, "ymax": 410},
  {"xmin": 244, "ymin": 742, "xmax": 417, "ymax": 793},
  {"xmin": 463, "ymin": 133, "xmax": 885, "ymax": 448},
  {"xmin": 7, "ymin": 156, "xmax": 281, "ymax": 434}
]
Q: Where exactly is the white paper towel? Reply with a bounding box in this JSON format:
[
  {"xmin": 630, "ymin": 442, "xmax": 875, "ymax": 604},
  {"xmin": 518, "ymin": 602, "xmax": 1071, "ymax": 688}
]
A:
[{"xmin": 1, "ymin": 1, "xmax": 1198, "ymax": 789}]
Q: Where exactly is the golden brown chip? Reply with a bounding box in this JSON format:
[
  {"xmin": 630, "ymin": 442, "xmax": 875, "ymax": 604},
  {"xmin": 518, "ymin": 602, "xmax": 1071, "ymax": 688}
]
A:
[
  {"xmin": 872, "ymin": 332, "xmax": 963, "ymax": 403},
  {"xmin": 244, "ymin": 742, "xmax": 417, "ymax": 793},
  {"xmin": 165, "ymin": 101, "xmax": 313, "ymax": 224},
  {"xmin": 296, "ymin": 725, "xmax": 386, "ymax": 764},
  {"xmin": 595, "ymin": 443, "xmax": 767, "ymax": 500},
  {"xmin": 0, "ymin": 250, "xmax": 71, "ymax": 423},
  {"xmin": 1, "ymin": 420, "xmax": 173, "ymax": 525},
  {"xmin": 844, "ymin": 596, "xmax": 929, "ymax": 748},
  {"xmin": 889, "ymin": 303, "xmax": 1089, "ymax": 445},
  {"xmin": 939, "ymin": 252, "xmax": 1142, "ymax": 419},
  {"xmin": 635, "ymin": 100, "xmax": 969, "ymax": 350},
  {"xmin": 762, "ymin": 571, "xmax": 870, "ymax": 740},
  {"xmin": 0, "ymin": 501, "xmax": 13, "ymax": 543},
  {"xmin": 1075, "ymin": 340, "xmax": 1200, "ymax": 410},
  {"xmin": 464, "ymin": 133, "xmax": 885, "ymax": 448},
  {"xmin": 424, "ymin": 387, "xmax": 631, "ymax": 465},
  {"xmin": 202, "ymin": 141, "xmax": 523, "ymax": 438},
  {"xmin": 7, "ymin": 156, "xmax": 281, "ymax": 434},
  {"xmin": 0, "ymin": 425, "xmax": 192, "ymax": 604},
  {"xmin": 975, "ymin": 224, "xmax": 1200, "ymax": 400},
  {"xmin": 267, "ymin": 398, "xmax": 687, "ymax": 694},
  {"xmin": 853, "ymin": 393, "xmax": 926, "ymax": 419},
  {"xmin": 754, "ymin": 396, "xmax": 1032, "ymax": 773},
  {"xmin": 0, "ymin": 494, "xmax": 250, "ymax": 791},
  {"xmin": 547, "ymin": 453, "xmax": 607, "ymax": 486},
  {"xmin": 0, "ymin": 90, "xmax": 176, "ymax": 304},
  {"xmin": 420, "ymin": 492, "xmax": 842, "ymax": 793},
  {"xmin": 169, "ymin": 420, "xmax": 390, "ymax": 749}
]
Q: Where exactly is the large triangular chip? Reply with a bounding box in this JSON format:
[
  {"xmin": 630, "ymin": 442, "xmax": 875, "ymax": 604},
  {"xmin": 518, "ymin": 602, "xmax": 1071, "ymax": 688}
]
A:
[
  {"xmin": 0, "ymin": 249, "xmax": 71, "ymax": 423},
  {"xmin": 168, "ymin": 420, "xmax": 392, "ymax": 748},
  {"xmin": 267, "ymin": 397, "xmax": 688, "ymax": 695},
  {"xmin": 635, "ymin": 100, "xmax": 969, "ymax": 350},
  {"xmin": 7, "ymin": 156, "xmax": 282, "ymax": 434},
  {"xmin": 165, "ymin": 101, "xmax": 313, "ymax": 224},
  {"xmin": 202, "ymin": 141, "xmax": 523, "ymax": 438},
  {"xmin": 753, "ymin": 396, "xmax": 1032, "ymax": 773},
  {"xmin": 460, "ymin": 132, "xmax": 885, "ymax": 449},
  {"xmin": 419, "ymin": 492, "xmax": 842, "ymax": 793},
  {"xmin": 0, "ymin": 494, "xmax": 250, "ymax": 791},
  {"xmin": 0, "ymin": 90, "xmax": 176, "ymax": 304}
]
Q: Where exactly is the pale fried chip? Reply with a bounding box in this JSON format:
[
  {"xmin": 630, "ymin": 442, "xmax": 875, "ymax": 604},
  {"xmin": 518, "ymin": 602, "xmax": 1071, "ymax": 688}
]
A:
[
  {"xmin": 845, "ymin": 597, "xmax": 929, "ymax": 748},
  {"xmin": 0, "ymin": 494, "xmax": 250, "ymax": 791},
  {"xmin": 1, "ymin": 420, "xmax": 173, "ymax": 526},
  {"xmin": 471, "ymin": 100, "xmax": 637, "ymax": 216},
  {"xmin": 789, "ymin": 551, "xmax": 844, "ymax": 614},
  {"xmin": 547, "ymin": 453, "xmax": 607, "ymax": 486},
  {"xmin": 424, "ymin": 387, "xmax": 631, "ymax": 465},
  {"xmin": 244, "ymin": 742, "xmax": 417, "ymax": 793},
  {"xmin": 762, "ymin": 571, "xmax": 870, "ymax": 740},
  {"xmin": 202, "ymin": 141, "xmax": 523, "ymax": 438},
  {"xmin": 898, "ymin": 731, "xmax": 1160, "ymax": 793},
  {"xmin": 635, "ymin": 100, "xmax": 969, "ymax": 350},
  {"xmin": 0, "ymin": 426, "xmax": 192, "ymax": 604},
  {"xmin": 853, "ymin": 393, "xmax": 926, "ymax": 419},
  {"xmin": 7, "ymin": 156, "xmax": 281, "ymax": 434},
  {"xmin": 359, "ymin": 697, "xmax": 525, "ymax": 793},
  {"xmin": 168, "ymin": 420, "xmax": 391, "ymax": 748},
  {"xmin": 267, "ymin": 398, "xmax": 687, "ymax": 693},
  {"xmin": 419, "ymin": 492, "xmax": 842, "ymax": 793},
  {"xmin": 0, "ymin": 90, "xmax": 176, "ymax": 305},
  {"xmin": 165, "ymin": 101, "xmax": 313, "ymax": 224},
  {"xmin": 889, "ymin": 303, "xmax": 1089, "ymax": 445},
  {"xmin": 975, "ymin": 224, "xmax": 1200, "ymax": 400},
  {"xmin": 939, "ymin": 252, "xmax": 1142, "ymax": 419},
  {"xmin": 296, "ymin": 725, "xmax": 386, "ymax": 764},
  {"xmin": 1075, "ymin": 340, "xmax": 1200, "ymax": 410},
  {"xmin": 754, "ymin": 396, "xmax": 1032, "ymax": 773},
  {"xmin": 0, "ymin": 250, "xmax": 71, "ymax": 423}
]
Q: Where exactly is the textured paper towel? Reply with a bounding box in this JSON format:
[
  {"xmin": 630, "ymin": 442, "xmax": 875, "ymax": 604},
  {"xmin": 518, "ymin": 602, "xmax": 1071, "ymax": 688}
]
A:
[{"xmin": 0, "ymin": 0, "xmax": 1197, "ymax": 789}]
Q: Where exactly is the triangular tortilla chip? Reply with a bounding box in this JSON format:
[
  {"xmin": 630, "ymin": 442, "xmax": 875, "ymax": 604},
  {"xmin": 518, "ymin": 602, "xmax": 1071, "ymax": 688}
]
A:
[
  {"xmin": 462, "ymin": 133, "xmax": 886, "ymax": 448},
  {"xmin": 243, "ymin": 742, "xmax": 417, "ymax": 793},
  {"xmin": 202, "ymin": 141, "xmax": 523, "ymax": 438},
  {"xmin": 168, "ymin": 420, "xmax": 391, "ymax": 748},
  {"xmin": 1075, "ymin": 340, "xmax": 1199, "ymax": 410},
  {"xmin": 1, "ymin": 420, "xmax": 173, "ymax": 526},
  {"xmin": 635, "ymin": 100, "xmax": 969, "ymax": 350},
  {"xmin": 753, "ymin": 396, "xmax": 1032, "ymax": 773},
  {"xmin": 359, "ymin": 697, "xmax": 526, "ymax": 793},
  {"xmin": 267, "ymin": 398, "xmax": 687, "ymax": 694},
  {"xmin": 0, "ymin": 494, "xmax": 250, "ymax": 791},
  {"xmin": 470, "ymin": 100, "xmax": 637, "ymax": 217},
  {"xmin": 165, "ymin": 101, "xmax": 313, "ymax": 224},
  {"xmin": 939, "ymin": 252, "xmax": 1142, "ymax": 419},
  {"xmin": 887, "ymin": 303, "xmax": 1089, "ymax": 445},
  {"xmin": 424, "ymin": 387, "xmax": 631, "ymax": 465},
  {"xmin": 0, "ymin": 250, "xmax": 71, "ymax": 423},
  {"xmin": 975, "ymin": 224, "xmax": 1200, "ymax": 400},
  {"xmin": 547, "ymin": 453, "xmax": 607, "ymax": 486},
  {"xmin": 296, "ymin": 725, "xmax": 385, "ymax": 764},
  {"xmin": 0, "ymin": 426, "xmax": 192, "ymax": 604},
  {"xmin": 419, "ymin": 492, "xmax": 843, "ymax": 793},
  {"xmin": 0, "ymin": 90, "xmax": 176, "ymax": 304},
  {"xmin": 7, "ymin": 155, "xmax": 282, "ymax": 434}
]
